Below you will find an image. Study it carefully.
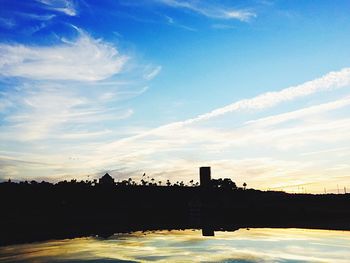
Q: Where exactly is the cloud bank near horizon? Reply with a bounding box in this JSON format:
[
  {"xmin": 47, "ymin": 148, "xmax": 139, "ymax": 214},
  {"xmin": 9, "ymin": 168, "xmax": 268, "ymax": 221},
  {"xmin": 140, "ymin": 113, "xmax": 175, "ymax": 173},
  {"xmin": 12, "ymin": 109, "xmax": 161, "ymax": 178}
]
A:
[{"xmin": 1, "ymin": 65, "xmax": 350, "ymax": 193}]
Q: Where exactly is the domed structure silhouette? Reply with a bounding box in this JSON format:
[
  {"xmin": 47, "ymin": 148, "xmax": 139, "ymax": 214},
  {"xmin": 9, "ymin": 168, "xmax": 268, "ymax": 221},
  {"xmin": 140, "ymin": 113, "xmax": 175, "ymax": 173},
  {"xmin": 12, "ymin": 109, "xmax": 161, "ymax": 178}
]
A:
[{"xmin": 99, "ymin": 173, "xmax": 115, "ymax": 185}]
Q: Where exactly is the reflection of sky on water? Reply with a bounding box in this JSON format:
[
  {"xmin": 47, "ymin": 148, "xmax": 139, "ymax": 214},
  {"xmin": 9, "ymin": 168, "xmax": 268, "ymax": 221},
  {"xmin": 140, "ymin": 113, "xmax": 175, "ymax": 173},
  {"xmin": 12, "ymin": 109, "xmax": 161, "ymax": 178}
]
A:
[{"xmin": 0, "ymin": 228, "xmax": 350, "ymax": 262}]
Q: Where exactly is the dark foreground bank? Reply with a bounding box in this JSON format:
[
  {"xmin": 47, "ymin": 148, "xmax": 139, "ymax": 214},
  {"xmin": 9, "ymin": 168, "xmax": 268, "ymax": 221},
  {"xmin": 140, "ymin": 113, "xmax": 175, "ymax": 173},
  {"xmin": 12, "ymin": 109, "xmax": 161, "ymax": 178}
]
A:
[{"xmin": 1, "ymin": 176, "xmax": 350, "ymax": 246}]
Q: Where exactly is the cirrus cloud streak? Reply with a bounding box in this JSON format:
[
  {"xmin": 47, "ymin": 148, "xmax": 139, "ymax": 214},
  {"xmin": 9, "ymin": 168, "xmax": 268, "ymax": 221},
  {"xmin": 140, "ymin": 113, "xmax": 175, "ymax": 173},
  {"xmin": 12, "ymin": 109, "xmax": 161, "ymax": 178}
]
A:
[{"xmin": 0, "ymin": 32, "xmax": 128, "ymax": 81}]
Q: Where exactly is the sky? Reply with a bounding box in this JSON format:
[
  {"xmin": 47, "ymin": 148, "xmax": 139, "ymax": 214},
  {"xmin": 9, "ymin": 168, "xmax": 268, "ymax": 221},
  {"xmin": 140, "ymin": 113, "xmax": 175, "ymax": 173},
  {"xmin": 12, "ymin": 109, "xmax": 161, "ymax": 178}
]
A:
[{"xmin": 0, "ymin": 0, "xmax": 350, "ymax": 193}]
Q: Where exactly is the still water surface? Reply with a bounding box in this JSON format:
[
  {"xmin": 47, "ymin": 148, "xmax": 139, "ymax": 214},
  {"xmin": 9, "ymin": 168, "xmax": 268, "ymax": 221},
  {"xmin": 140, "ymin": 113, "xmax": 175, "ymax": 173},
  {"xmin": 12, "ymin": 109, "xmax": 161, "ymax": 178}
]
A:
[{"xmin": 0, "ymin": 228, "xmax": 349, "ymax": 262}]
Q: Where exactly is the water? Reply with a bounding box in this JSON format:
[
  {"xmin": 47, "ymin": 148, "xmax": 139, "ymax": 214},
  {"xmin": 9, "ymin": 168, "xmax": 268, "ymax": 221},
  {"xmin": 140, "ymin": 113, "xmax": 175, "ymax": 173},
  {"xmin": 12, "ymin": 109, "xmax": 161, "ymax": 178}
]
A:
[{"xmin": 0, "ymin": 228, "xmax": 349, "ymax": 262}]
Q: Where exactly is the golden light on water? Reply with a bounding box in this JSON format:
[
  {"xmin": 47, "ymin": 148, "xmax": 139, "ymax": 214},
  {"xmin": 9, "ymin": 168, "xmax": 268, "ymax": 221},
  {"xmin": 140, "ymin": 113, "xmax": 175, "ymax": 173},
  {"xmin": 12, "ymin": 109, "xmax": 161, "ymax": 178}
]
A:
[{"xmin": 1, "ymin": 228, "xmax": 350, "ymax": 262}]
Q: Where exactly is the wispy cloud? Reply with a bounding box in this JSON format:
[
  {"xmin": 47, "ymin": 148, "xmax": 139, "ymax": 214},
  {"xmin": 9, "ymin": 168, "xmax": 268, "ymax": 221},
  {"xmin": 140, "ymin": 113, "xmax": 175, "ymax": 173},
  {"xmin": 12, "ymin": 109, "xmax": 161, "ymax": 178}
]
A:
[
  {"xmin": 0, "ymin": 96, "xmax": 13, "ymax": 111},
  {"xmin": 0, "ymin": 17, "xmax": 16, "ymax": 29},
  {"xmin": 211, "ymin": 24, "xmax": 236, "ymax": 30},
  {"xmin": 246, "ymin": 96, "xmax": 350, "ymax": 127},
  {"xmin": 59, "ymin": 130, "xmax": 113, "ymax": 140},
  {"xmin": 163, "ymin": 15, "xmax": 197, "ymax": 31},
  {"xmin": 143, "ymin": 65, "xmax": 162, "ymax": 80},
  {"xmin": 2, "ymin": 87, "xmax": 85, "ymax": 141},
  {"xmin": 36, "ymin": 0, "xmax": 77, "ymax": 16},
  {"xmin": 0, "ymin": 30, "xmax": 128, "ymax": 81},
  {"xmin": 16, "ymin": 12, "xmax": 56, "ymax": 21},
  {"xmin": 0, "ymin": 27, "xmax": 160, "ymax": 176},
  {"xmin": 0, "ymin": 81, "xmax": 139, "ymax": 142},
  {"xmin": 187, "ymin": 68, "xmax": 350, "ymax": 123},
  {"xmin": 104, "ymin": 67, "xmax": 350, "ymax": 145},
  {"xmin": 157, "ymin": 0, "xmax": 256, "ymax": 22}
]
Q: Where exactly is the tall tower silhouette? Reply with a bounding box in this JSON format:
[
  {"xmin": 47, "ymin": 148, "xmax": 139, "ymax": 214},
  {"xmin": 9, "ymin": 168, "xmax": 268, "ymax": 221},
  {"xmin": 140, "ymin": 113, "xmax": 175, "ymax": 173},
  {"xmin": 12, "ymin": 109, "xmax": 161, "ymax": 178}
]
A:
[{"xmin": 200, "ymin": 167, "xmax": 211, "ymax": 187}]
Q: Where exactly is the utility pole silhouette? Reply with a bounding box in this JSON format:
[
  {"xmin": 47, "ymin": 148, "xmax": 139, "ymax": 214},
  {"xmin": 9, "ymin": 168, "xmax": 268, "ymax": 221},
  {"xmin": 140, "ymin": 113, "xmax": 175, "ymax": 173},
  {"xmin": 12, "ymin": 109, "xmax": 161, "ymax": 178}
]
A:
[
  {"xmin": 337, "ymin": 184, "xmax": 339, "ymax": 194},
  {"xmin": 324, "ymin": 188, "xmax": 326, "ymax": 194},
  {"xmin": 344, "ymin": 187, "xmax": 347, "ymax": 194}
]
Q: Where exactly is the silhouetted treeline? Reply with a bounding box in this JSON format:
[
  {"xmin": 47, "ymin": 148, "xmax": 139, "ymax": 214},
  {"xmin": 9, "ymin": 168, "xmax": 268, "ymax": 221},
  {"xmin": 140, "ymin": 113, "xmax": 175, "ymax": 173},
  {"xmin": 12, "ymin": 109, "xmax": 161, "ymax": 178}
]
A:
[{"xmin": 0, "ymin": 176, "xmax": 349, "ymax": 246}]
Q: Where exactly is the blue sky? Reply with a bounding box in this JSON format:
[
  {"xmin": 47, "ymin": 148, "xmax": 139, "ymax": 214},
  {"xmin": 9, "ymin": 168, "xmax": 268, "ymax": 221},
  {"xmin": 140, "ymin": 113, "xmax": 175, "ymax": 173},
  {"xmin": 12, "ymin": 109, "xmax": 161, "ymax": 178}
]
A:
[{"xmin": 1, "ymin": 0, "xmax": 350, "ymax": 193}]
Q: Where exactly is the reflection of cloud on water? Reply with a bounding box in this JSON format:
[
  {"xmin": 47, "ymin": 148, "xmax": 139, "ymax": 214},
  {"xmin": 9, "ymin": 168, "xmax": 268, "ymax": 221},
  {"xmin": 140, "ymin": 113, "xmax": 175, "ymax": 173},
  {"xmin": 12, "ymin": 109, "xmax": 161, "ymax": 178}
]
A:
[{"xmin": 0, "ymin": 229, "xmax": 350, "ymax": 262}]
